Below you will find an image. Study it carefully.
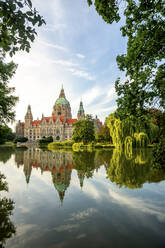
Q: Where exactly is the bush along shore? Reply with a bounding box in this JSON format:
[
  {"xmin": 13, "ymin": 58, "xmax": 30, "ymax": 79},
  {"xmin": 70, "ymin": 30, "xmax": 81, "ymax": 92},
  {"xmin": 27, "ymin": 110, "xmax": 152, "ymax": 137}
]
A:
[{"xmin": 48, "ymin": 141, "xmax": 115, "ymax": 151}]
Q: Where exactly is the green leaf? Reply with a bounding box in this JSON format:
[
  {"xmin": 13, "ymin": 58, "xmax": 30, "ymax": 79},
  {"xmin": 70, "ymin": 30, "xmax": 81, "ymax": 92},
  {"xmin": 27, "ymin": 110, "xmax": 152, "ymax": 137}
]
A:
[
  {"xmin": 17, "ymin": 2, "xmax": 23, "ymax": 8},
  {"xmin": 26, "ymin": 0, "xmax": 32, "ymax": 8}
]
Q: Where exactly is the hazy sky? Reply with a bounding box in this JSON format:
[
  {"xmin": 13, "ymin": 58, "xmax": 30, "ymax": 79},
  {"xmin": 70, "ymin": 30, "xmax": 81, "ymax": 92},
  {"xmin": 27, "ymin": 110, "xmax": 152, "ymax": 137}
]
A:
[{"xmin": 10, "ymin": 0, "xmax": 127, "ymax": 126}]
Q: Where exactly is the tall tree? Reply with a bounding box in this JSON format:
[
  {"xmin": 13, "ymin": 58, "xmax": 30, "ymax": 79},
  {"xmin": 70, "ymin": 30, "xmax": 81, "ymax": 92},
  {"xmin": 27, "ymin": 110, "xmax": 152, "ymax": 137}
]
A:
[
  {"xmin": 0, "ymin": 60, "xmax": 18, "ymax": 125},
  {"xmin": 0, "ymin": 0, "xmax": 45, "ymax": 124},
  {"xmin": 73, "ymin": 115, "xmax": 95, "ymax": 144},
  {"xmin": 87, "ymin": 0, "xmax": 165, "ymax": 164},
  {"xmin": 87, "ymin": 0, "xmax": 165, "ymax": 114}
]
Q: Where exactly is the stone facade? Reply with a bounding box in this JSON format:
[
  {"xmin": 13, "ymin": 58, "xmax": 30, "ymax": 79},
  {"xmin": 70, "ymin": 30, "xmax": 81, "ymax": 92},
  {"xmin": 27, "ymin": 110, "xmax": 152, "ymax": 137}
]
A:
[{"xmin": 16, "ymin": 87, "xmax": 102, "ymax": 141}]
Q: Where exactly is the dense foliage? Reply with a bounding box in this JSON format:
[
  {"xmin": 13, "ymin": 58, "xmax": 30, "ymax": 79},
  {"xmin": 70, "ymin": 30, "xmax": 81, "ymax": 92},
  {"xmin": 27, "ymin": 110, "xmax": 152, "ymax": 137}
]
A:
[
  {"xmin": 153, "ymin": 137, "xmax": 165, "ymax": 166},
  {"xmin": 0, "ymin": 125, "xmax": 13, "ymax": 144},
  {"xmin": 73, "ymin": 115, "xmax": 95, "ymax": 144},
  {"xmin": 0, "ymin": 0, "xmax": 45, "ymax": 125},
  {"xmin": 87, "ymin": 0, "xmax": 165, "ymax": 164},
  {"xmin": 95, "ymin": 124, "xmax": 112, "ymax": 143},
  {"xmin": 39, "ymin": 136, "xmax": 53, "ymax": 145},
  {"xmin": 14, "ymin": 136, "xmax": 28, "ymax": 143},
  {"xmin": 0, "ymin": 60, "xmax": 18, "ymax": 124},
  {"xmin": 106, "ymin": 113, "xmax": 159, "ymax": 149},
  {"xmin": 0, "ymin": 0, "xmax": 45, "ymax": 56},
  {"xmin": 88, "ymin": 0, "xmax": 165, "ymax": 113}
]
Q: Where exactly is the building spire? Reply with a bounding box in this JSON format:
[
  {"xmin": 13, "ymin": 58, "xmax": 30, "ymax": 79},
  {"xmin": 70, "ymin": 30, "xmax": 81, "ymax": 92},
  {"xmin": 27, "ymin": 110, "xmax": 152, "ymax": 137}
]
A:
[
  {"xmin": 27, "ymin": 104, "xmax": 32, "ymax": 114},
  {"xmin": 77, "ymin": 171, "xmax": 85, "ymax": 189},
  {"xmin": 58, "ymin": 191, "xmax": 65, "ymax": 207},
  {"xmin": 78, "ymin": 100, "xmax": 84, "ymax": 112},
  {"xmin": 25, "ymin": 104, "xmax": 33, "ymax": 125},
  {"xmin": 59, "ymin": 85, "xmax": 65, "ymax": 98},
  {"xmin": 77, "ymin": 100, "xmax": 85, "ymax": 120}
]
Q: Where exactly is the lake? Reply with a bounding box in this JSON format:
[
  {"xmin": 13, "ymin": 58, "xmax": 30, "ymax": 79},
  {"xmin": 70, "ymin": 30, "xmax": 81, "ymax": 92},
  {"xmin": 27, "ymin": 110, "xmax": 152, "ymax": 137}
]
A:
[{"xmin": 0, "ymin": 148, "xmax": 165, "ymax": 248}]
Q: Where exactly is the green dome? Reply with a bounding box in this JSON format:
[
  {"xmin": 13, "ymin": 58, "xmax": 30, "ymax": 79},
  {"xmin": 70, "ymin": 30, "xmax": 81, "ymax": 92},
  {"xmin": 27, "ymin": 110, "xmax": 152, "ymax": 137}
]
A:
[{"xmin": 55, "ymin": 97, "xmax": 69, "ymax": 106}]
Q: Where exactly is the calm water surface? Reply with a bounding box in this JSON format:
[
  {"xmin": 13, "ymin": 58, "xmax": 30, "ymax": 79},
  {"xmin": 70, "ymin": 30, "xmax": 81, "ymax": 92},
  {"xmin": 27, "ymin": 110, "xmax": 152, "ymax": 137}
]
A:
[{"xmin": 0, "ymin": 148, "xmax": 165, "ymax": 248}]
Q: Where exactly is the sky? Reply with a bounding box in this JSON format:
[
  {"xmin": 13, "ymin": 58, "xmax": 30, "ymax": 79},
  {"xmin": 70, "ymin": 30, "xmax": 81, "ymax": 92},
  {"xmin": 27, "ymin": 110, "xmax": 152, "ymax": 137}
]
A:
[{"xmin": 10, "ymin": 0, "xmax": 127, "ymax": 127}]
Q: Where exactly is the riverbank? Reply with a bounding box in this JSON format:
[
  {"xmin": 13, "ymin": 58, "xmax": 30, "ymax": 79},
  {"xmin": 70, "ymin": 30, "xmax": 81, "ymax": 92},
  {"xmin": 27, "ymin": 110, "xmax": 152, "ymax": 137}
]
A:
[
  {"xmin": 0, "ymin": 142, "xmax": 15, "ymax": 148},
  {"xmin": 48, "ymin": 141, "xmax": 115, "ymax": 151}
]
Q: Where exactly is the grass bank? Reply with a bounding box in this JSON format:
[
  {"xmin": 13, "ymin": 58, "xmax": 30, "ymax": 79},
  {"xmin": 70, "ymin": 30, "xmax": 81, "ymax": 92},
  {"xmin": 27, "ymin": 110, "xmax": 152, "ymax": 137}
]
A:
[
  {"xmin": 0, "ymin": 142, "xmax": 15, "ymax": 148},
  {"xmin": 48, "ymin": 140, "xmax": 74, "ymax": 150},
  {"xmin": 48, "ymin": 141, "xmax": 115, "ymax": 151}
]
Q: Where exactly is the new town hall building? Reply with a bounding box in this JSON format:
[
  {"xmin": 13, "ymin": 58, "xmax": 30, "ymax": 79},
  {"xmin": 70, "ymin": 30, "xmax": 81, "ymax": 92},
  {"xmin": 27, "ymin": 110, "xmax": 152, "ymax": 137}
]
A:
[{"xmin": 16, "ymin": 87, "xmax": 102, "ymax": 141}]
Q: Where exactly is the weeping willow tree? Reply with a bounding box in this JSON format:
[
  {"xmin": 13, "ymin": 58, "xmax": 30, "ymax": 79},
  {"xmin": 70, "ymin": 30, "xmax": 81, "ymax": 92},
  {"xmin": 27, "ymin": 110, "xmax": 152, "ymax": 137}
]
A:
[
  {"xmin": 106, "ymin": 114, "xmax": 135, "ymax": 149},
  {"xmin": 106, "ymin": 113, "xmax": 159, "ymax": 149}
]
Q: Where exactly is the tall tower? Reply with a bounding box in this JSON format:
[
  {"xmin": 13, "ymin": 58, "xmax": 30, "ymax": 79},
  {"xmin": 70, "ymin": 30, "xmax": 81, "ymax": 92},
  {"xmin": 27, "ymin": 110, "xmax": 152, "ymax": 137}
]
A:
[
  {"xmin": 25, "ymin": 105, "xmax": 33, "ymax": 128},
  {"xmin": 77, "ymin": 100, "xmax": 85, "ymax": 120}
]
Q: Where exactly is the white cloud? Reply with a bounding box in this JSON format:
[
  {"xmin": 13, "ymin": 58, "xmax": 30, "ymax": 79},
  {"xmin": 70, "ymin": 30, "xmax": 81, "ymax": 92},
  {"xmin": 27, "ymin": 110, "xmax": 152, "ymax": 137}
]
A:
[
  {"xmin": 48, "ymin": 59, "xmax": 78, "ymax": 67},
  {"xmin": 83, "ymin": 181, "xmax": 102, "ymax": 200},
  {"xmin": 16, "ymin": 224, "xmax": 38, "ymax": 237},
  {"xmin": 42, "ymin": 23, "xmax": 66, "ymax": 32},
  {"xmin": 76, "ymin": 53, "xmax": 85, "ymax": 59},
  {"xmin": 69, "ymin": 208, "xmax": 98, "ymax": 221},
  {"xmin": 109, "ymin": 190, "xmax": 165, "ymax": 222},
  {"xmin": 107, "ymin": 86, "xmax": 116, "ymax": 98},
  {"xmin": 39, "ymin": 40, "xmax": 67, "ymax": 52},
  {"xmin": 76, "ymin": 233, "xmax": 86, "ymax": 239},
  {"xmin": 82, "ymin": 86, "xmax": 101, "ymax": 105},
  {"xmin": 18, "ymin": 205, "xmax": 30, "ymax": 213},
  {"xmin": 67, "ymin": 68, "xmax": 95, "ymax": 80},
  {"xmin": 90, "ymin": 106, "xmax": 116, "ymax": 116},
  {"xmin": 55, "ymin": 224, "xmax": 80, "ymax": 232}
]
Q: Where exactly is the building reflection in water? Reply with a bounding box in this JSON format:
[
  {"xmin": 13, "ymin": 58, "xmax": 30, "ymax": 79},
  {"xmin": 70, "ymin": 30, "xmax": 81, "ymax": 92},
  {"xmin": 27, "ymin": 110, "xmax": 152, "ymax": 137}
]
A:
[
  {"xmin": 14, "ymin": 148, "xmax": 165, "ymax": 203},
  {"xmin": 14, "ymin": 149, "xmax": 102, "ymax": 204}
]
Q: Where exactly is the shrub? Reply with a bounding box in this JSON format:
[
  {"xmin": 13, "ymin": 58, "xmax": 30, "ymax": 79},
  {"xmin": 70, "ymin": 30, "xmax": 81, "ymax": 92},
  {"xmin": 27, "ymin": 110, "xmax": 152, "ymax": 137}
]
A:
[
  {"xmin": 48, "ymin": 140, "xmax": 74, "ymax": 149},
  {"xmin": 39, "ymin": 136, "xmax": 53, "ymax": 145},
  {"xmin": 153, "ymin": 136, "xmax": 165, "ymax": 167},
  {"xmin": 14, "ymin": 137, "xmax": 28, "ymax": 143}
]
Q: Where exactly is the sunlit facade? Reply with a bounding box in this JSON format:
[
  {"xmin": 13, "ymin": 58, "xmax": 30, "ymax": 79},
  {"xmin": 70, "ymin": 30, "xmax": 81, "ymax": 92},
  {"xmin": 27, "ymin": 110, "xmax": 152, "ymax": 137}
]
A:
[{"xmin": 16, "ymin": 87, "xmax": 102, "ymax": 141}]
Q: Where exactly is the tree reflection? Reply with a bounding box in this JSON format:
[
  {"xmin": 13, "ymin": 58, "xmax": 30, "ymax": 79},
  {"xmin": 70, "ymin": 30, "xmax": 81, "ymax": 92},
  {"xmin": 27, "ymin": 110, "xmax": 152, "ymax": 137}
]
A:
[
  {"xmin": 0, "ymin": 173, "xmax": 16, "ymax": 247},
  {"xmin": 0, "ymin": 148, "xmax": 14, "ymax": 164},
  {"xmin": 72, "ymin": 151, "xmax": 96, "ymax": 179},
  {"xmin": 106, "ymin": 149, "xmax": 165, "ymax": 189},
  {"xmin": 3, "ymin": 147, "xmax": 165, "ymax": 204}
]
